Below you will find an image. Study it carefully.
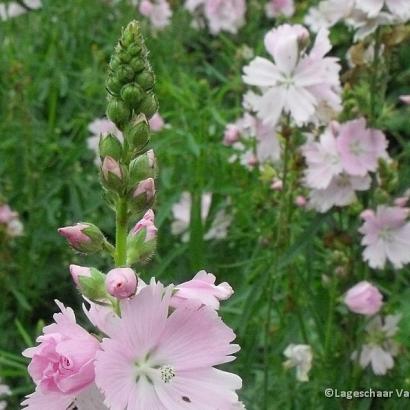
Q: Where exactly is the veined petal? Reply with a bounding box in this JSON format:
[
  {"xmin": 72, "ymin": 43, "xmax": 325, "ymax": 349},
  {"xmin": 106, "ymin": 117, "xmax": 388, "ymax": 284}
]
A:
[{"xmin": 242, "ymin": 57, "xmax": 280, "ymax": 87}]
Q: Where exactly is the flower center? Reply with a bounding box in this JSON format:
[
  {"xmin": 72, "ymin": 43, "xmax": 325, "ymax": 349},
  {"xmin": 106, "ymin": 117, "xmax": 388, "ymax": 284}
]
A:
[
  {"xmin": 349, "ymin": 140, "xmax": 364, "ymax": 156},
  {"xmin": 159, "ymin": 365, "xmax": 176, "ymax": 383},
  {"xmin": 279, "ymin": 74, "xmax": 295, "ymax": 89},
  {"xmin": 379, "ymin": 227, "xmax": 393, "ymax": 242}
]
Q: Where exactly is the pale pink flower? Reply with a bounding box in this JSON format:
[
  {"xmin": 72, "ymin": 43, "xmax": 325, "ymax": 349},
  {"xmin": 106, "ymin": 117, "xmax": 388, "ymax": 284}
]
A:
[
  {"xmin": 95, "ymin": 280, "xmax": 242, "ymax": 409},
  {"xmin": 105, "ymin": 268, "xmax": 138, "ymax": 299},
  {"xmin": 130, "ymin": 209, "xmax": 157, "ymax": 241},
  {"xmin": 22, "ymin": 301, "xmax": 100, "ymax": 408},
  {"xmin": 283, "ymin": 344, "xmax": 313, "ymax": 382},
  {"xmin": 344, "ymin": 281, "xmax": 383, "ymax": 315},
  {"xmin": 171, "ymin": 270, "xmax": 233, "ymax": 310},
  {"xmin": 359, "ymin": 206, "xmax": 410, "ymax": 269},
  {"xmin": 69, "ymin": 264, "xmax": 92, "ymax": 286},
  {"xmin": 394, "ymin": 196, "xmax": 409, "ymax": 207},
  {"xmin": 149, "ymin": 112, "xmax": 166, "ymax": 131},
  {"xmin": 337, "ymin": 118, "xmax": 388, "ymax": 177},
  {"xmin": 0, "ymin": 379, "xmax": 10, "ymax": 410},
  {"xmin": 243, "ymin": 25, "xmax": 341, "ymax": 128},
  {"xmin": 73, "ymin": 384, "xmax": 108, "ymax": 409},
  {"xmin": 356, "ymin": 0, "xmax": 410, "ymax": 19},
  {"xmin": 139, "ymin": 0, "xmax": 172, "ymax": 30},
  {"xmin": 349, "ymin": 9, "xmax": 397, "ymax": 41},
  {"xmin": 204, "ymin": 0, "xmax": 246, "ymax": 35},
  {"xmin": 265, "ymin": 0, "xmax": 294, "ymax": 18},
  {"xmin": 305, "ymin": 0, "xmax": 354, "ymax": 31},
  {"xmin": 352, "ymin": 314, "xmax": 401, "ymax": 375},
  {"xmin": 271, "ymin": 179, "xmax": 283, "ymax": 191},
  {"xmin": 204, "ymin": 208, "xmax": 232, "ymax": 240},
  {"xmin": 308, "ymin": 174, "xmax": 371, "ymax": 213},
  {"xmin": 0, "ymin": 0, "xmax": 41, "ymax": 20},
  {"xmin": 400, "ymin": 95, "xmax": 410, "ymax": 104},
  {"xmin": 0, "ymin": 204, "xmax": 17, "ymax": 224},
  {"xmin": 171, "ymin": 192, "xmax": 211, "ymax": 241},
  {"xmin": 301, "ymin": 124, "xmax": 343, "ymax": 189}
]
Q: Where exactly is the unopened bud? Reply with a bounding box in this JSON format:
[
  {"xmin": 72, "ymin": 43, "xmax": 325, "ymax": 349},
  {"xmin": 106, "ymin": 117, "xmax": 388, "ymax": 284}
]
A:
[
  {"xmin": 78, "ymin": 267, "xmax": 109, "ymax": 301},
  {"xmin": 116, "ymin": 65, "xmax": 135, "ymax": 84},
  {"xmin": 121, "ymin": 83, "xmax": 143, "ymax": 110},
  {"xmin": 139, "ymin": 93, "xmax": 158, "ymax": 119},
  {"xmin": 106, "ymin": 75, "xmax": 123, "ymax": 95},
  {"xmin": 127, "ymin": 210, "xmax": 158, "ymax": 264},
  {"xmin": 129, "ymin": 150, "xmax": 157, "ymax": 187},
  {"xmin": 101, "ymin": 157, "xmax": 126, "ymax": 193},
  {"xmin": 106, "ymin": 98, "xmax": 131, "ymax": 129},
  {"xmin": 99, "ymin": 134, "xmax": 123, "ymax": 160},
  {"xmin": 124, "ymin": 114, "xmax": 150, "ymax": 153},
  {"xmin": 271, "ymin": 179, "xmax": 283, "ymax": 191},
  {"xmin": 295, "ymin": 195, "xmax": 307, "ymax": 208},
  {"xmin": 58, "ymin": 223, "xmax": 106, "ymax": 254},
  {"xmin": 69, "ymin": 264, "xmax": 92, "ymax": 286},
  {"xmin": 131, "ymin": 177, "xmax": 156, "ymax": 211},
  {"xmin": 106, "ymin": 267, "xmax": 138, "ymax": 299},
  {"xmin": 137, "ymin": 70, "xmax": 155, "ymax": 91}
]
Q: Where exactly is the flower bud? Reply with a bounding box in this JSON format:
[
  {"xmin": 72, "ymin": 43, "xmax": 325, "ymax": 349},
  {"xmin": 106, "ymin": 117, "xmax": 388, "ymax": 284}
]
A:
[
  {"xmin": 106, "ymin": 98, "xmax": 131, "ymax": 129},
  {"xmin": 131, "ymin": 178, "xmax": 156, "ymax": 211},
  {"xmin": 344, "ymin": 281, "xmax": 383, "ymax": 316},
  {"xmin": 223, "ymin": 124, "xmax": 240, "ymax": 145},
  {"xmin": 106, "ymin": 75, "xmax": 123, "ymax": 95},
  {"xmin": 121, "ymin": 83, "xmax": 143, "ymax": 110},
  {"xmin": 69, "ymin": 264, "xmax": 91, "ymax": 286},
  {"xmin": 124, "ymin": 114, "xmax": 150, "ymax": 153},
  {"xmin": 271, "ymin": 179, "xmax": 283, "ymax": 191},
  {"xmin": 127, "ymin": 209, "xmax": 158, "ymax": 264},
  {"xmin": 101, "ymin": 156, "xmax": 126, "ymax": 193},
  {"xmin": 139, "ymin": 93, "xmax": 158, "ymax": 119},
  {"xmin": 116, "ymin": 65, "xmax": 135, "ymax": 84},
  {"xmin": 136, "ymin": 70, "xmax": 155, "ymax": 91},
  {"xmin": 99, "ymin": 134, "xmax": 123, "ymax": 160},
  {"xmin": 105, "ymin": 268, "xmax": 137, "ymax": 299},
  {"xmin": 295, "ymin": 195, "xmax": 307, "ymax": 208},
  {"xmin": 129, "ymin": 57, "xmax": 146, "ymax": 73},
  {"xmin": 78, "ymin": 267, "xmax": 109, "ymax": 301},
  {"xmin": 121, "ymin": 20, "xmax": 142, "ymax": 47},
  {"xmin": 129, "ymin": 150, "xmax": 157, "ymax": 187},
  {"xmin": 58, "ymin": 223, "xmax": 106, "ymax": 254}
]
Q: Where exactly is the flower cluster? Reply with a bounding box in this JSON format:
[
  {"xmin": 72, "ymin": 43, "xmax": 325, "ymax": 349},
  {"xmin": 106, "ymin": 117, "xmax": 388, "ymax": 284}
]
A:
[
  {"xmin": 305, "ymin": 0, "xmax": 410, "ymax": 40},
  {"xmin": 22, "ymin": 21, "xmax": 242, "ymax": 409},
  {"xmin": 301, "ymin": 118, "xmax": 389, "ymax": 213}
]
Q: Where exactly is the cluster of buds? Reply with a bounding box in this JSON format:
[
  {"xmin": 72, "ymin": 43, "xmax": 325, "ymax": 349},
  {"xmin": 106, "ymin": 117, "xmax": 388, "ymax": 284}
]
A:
[{"xmin": 58, "ymin": 21, "xmax": 159, "ymax": 304}]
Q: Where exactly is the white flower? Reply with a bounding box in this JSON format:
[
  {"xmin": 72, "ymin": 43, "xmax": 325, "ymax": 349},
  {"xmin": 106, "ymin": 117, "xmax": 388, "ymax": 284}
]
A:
[
  {"xmin": 243, "ymin": 25, "xmax": 341, "ymax": 128},
  {"xmin": 352, "ymin": 314, "xmax": 401, "ymax": 375},
  {"xmin": 283, "ymin": 344, "xmax": 313, "ymax": 382},
  {"xmin": 308, "ymin": 174, "xmax": 371, "ymax": 213},
  {"xmin": 0, "ymin": 0, "xmax": 41, "ymax": 20}
]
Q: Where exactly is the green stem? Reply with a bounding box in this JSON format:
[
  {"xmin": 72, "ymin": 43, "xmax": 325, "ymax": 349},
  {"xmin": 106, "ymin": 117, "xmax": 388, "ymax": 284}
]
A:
[
  {"xmin": 263, "ymin": 133, "xmax": 291, "ymax": 409},
  {"xmin": 115, "ymin": 198, "xmax": 128, "ymax": 266}
]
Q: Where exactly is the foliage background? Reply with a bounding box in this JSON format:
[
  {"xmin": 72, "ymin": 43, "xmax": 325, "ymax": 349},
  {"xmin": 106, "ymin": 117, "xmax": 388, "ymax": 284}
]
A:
[{"xmin": 1, "ymin": 0, "xmax": 410, "ymax": 408}]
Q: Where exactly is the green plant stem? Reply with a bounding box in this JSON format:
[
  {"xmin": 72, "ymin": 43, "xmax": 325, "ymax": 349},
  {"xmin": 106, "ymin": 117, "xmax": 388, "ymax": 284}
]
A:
[
  {"xmin": 115, "ymin": 198, "xmax": 128, "ymax": 266},
  {"xmin": 263, "ymin": 134, "xmax": 291, "ymax": 409}
]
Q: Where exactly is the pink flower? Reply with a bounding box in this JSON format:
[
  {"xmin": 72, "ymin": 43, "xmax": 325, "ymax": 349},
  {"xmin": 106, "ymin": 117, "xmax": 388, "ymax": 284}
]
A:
[
  {"xmin": 149, "ymin": 112, "xmax": 166, "ymax": 131},
  {"xmin": 301, "ymin": 124, "xmax": 343, "ymax": 189},
  {"xmin": 95, "ymin": 280, "xmax": 242, "ymax": 409},
  {"xmin": 130, "ymin": 209, "xmax": 158, "ymax": 241},
  {"xmin": 133, "ymin": 177, "xmax": 156, "ymax": 201},
  {"xmin": 243, "ymin": 26, "xmax": 341, "ymax": 127},
  {"xmin": 105, "ymin": 268, "xmax": 138, "ymax": 299},
  {"xmin": 22, "ymin": 301, "xmax": 100, "ymax": 408},
  {"xmin": 139, "ymin": 0, "xmax": 172, "ymax": 29},
  {"xmin": 69, "ymin": 264, "xmax": 92, "ymax": 286},
  {"xmin": 171, "ymin": 270, "xmax": 234, "ymax": 310},
  {"xmin": 271, "ymin": 179, "xmax": 283, "ymax": 191},
  {"xmin": 337, "ymin": 118, "xmax": 388, "ymax": 177},
  {"xmin": 344, "ymin": 281, "xmax": 383, "ymax": 315},
  {"xmin": 58, "ymin": 223, "xmax": 91, "ymax": 248},
  {"xmin": 101, "ymin": 156, "xmax": 122, "ymax": 179},
  {"xmin": 224, "ymin": 124, "xmax": 241, "ymax": 145},
  {"xmin": 359, "ymin": 206, "xmax": 410, "ymax": 269},
  {"xmin": 204, "ymin": 0, "xmax": 246, "ymax": 35},
  {"xmin": 265, "ymin": 0, "xmax": 295, "ymax": 18},
  {"xmin": 0, "ymin": 204, "xmax": 17, "ymax": 224}
]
